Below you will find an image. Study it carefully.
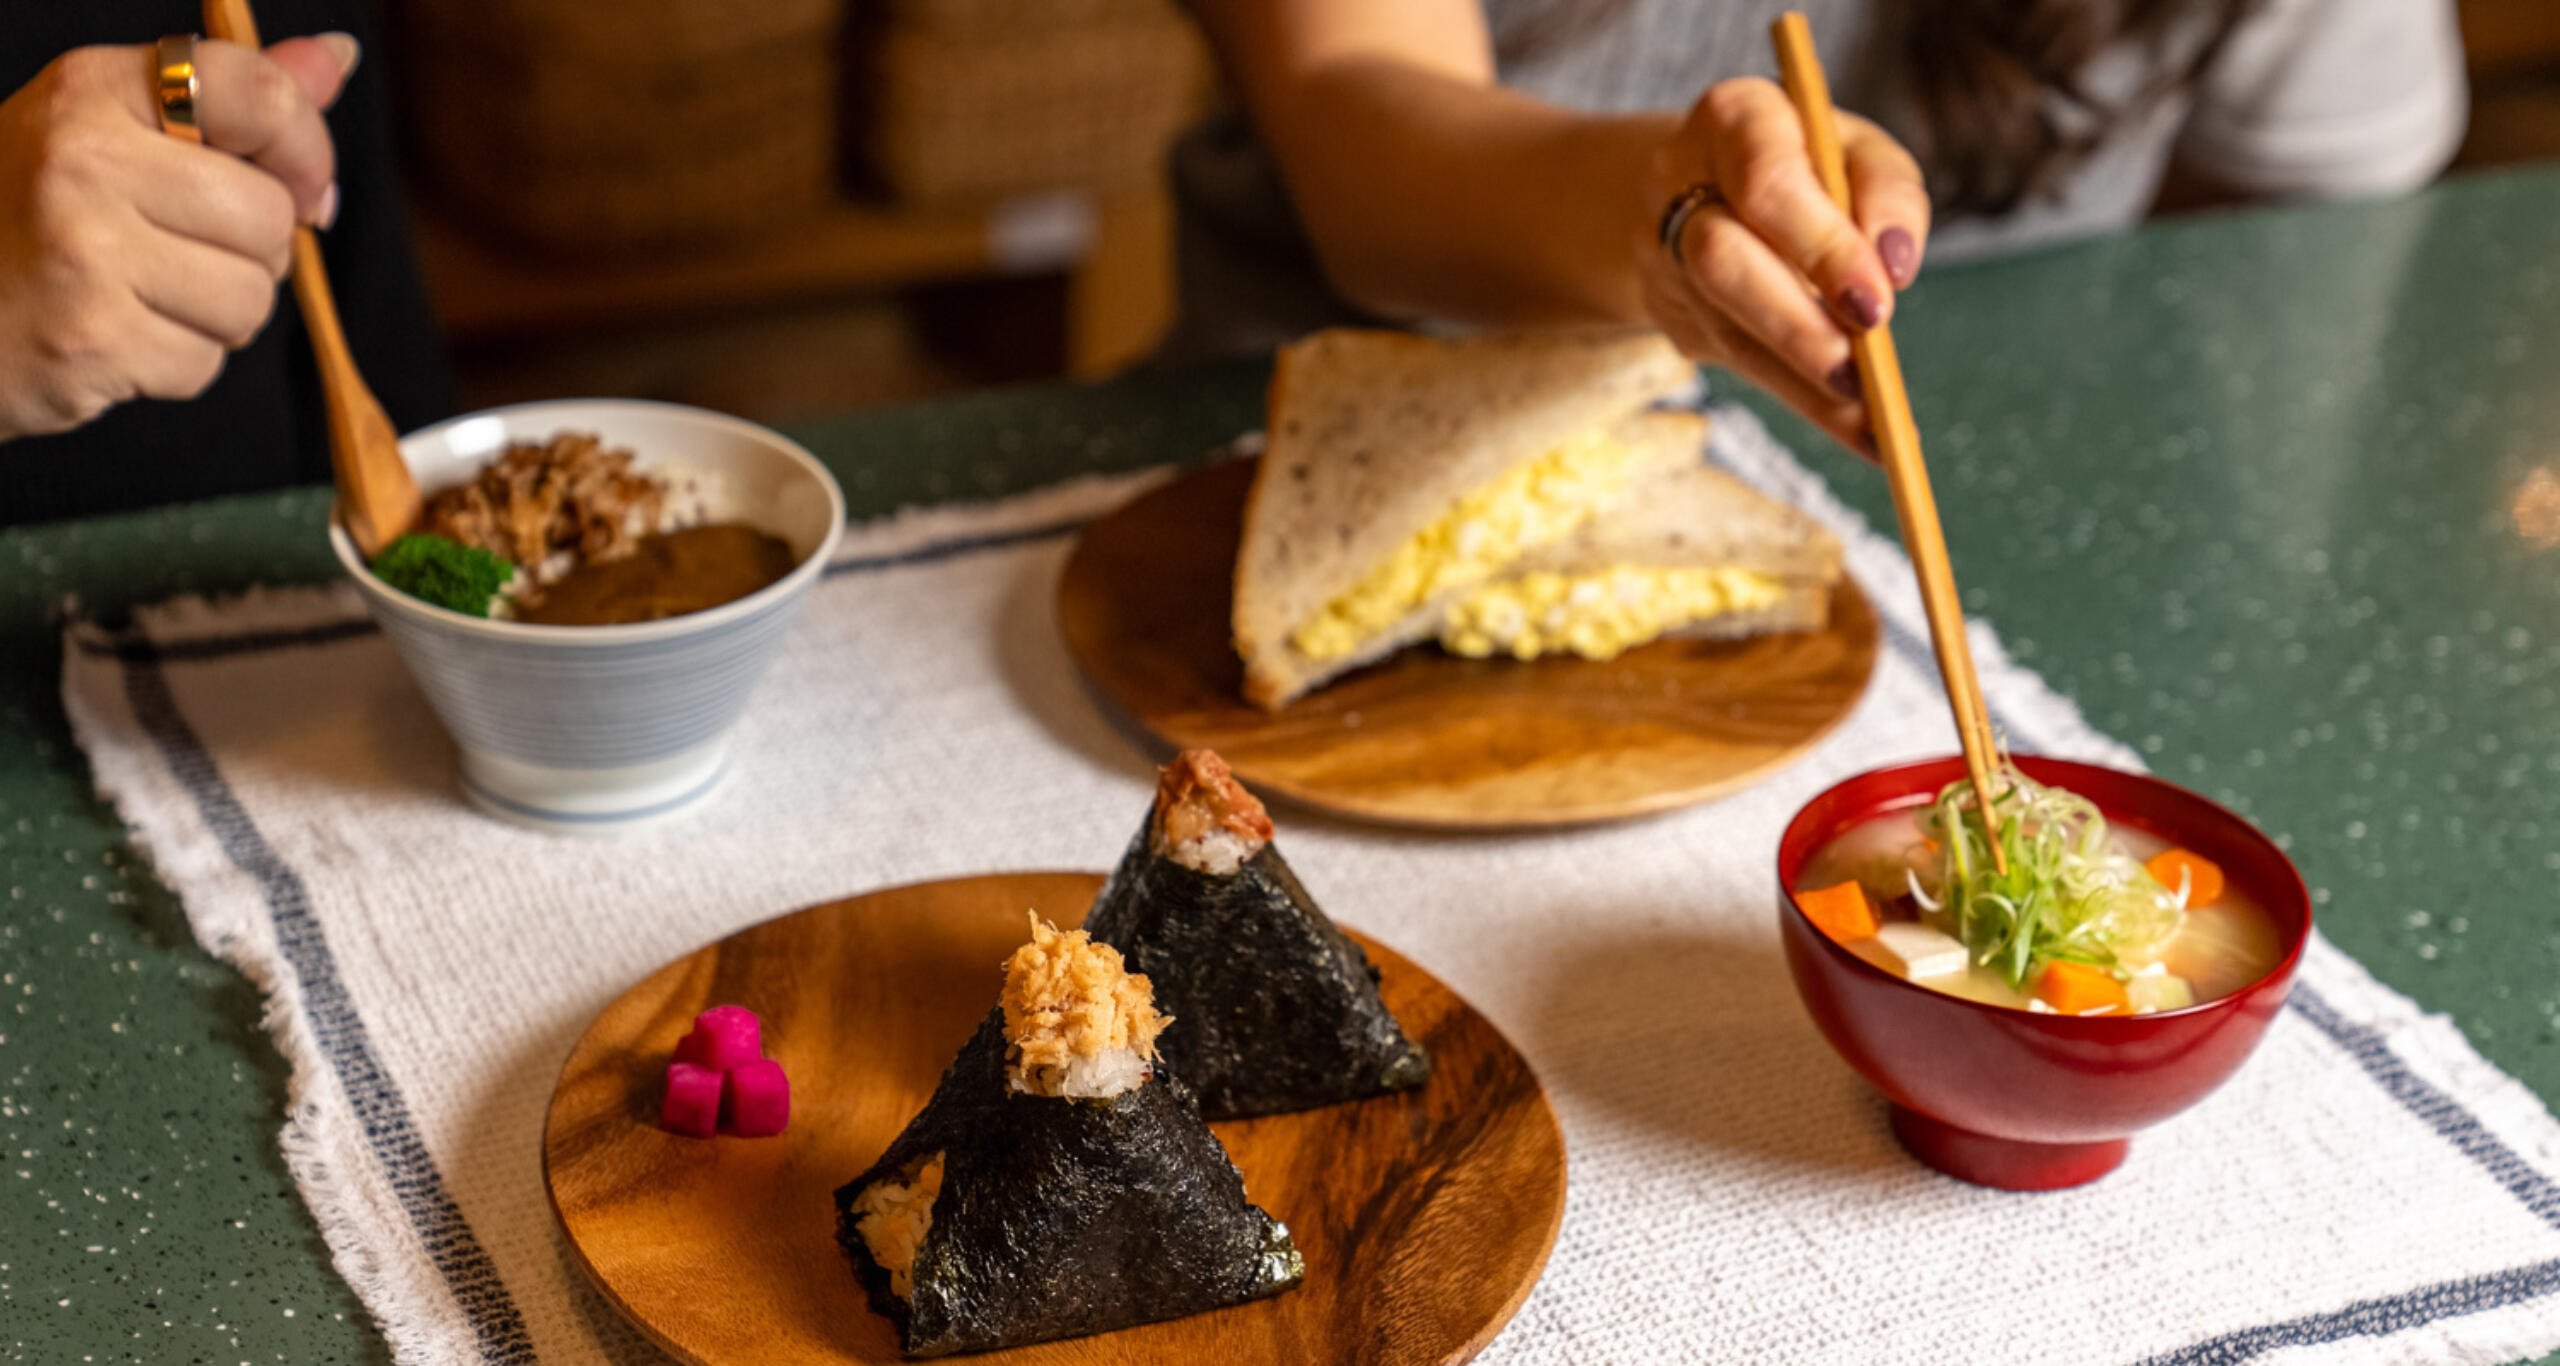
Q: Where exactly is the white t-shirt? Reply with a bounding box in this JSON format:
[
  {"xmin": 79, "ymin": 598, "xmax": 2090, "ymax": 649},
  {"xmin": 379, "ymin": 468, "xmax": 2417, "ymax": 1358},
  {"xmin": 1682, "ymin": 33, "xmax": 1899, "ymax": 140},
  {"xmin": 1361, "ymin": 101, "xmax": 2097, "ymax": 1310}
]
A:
[{"xmin": 1165, "ymin": 0, "xmax": 2466, "ymax": 356}]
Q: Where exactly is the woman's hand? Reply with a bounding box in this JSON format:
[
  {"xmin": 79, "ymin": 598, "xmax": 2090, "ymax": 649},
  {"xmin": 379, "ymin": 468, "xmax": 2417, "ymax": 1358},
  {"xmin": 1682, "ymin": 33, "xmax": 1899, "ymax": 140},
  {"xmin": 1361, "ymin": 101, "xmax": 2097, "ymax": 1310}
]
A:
[
  {"xmin": 0, "ymin": 35, "xmax": 357, "ymax": 441},
  {"xmin": 1639, "ymin": 77, "xmax": 1932, "ymax": 458}
]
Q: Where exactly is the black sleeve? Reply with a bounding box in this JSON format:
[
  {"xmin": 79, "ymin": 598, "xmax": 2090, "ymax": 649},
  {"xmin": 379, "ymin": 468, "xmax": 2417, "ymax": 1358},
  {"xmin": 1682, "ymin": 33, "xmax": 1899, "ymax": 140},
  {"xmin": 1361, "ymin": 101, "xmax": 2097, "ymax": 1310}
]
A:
[{"xmin": 0, "ymin": 0, "xmax": 454, "ymax": 528}]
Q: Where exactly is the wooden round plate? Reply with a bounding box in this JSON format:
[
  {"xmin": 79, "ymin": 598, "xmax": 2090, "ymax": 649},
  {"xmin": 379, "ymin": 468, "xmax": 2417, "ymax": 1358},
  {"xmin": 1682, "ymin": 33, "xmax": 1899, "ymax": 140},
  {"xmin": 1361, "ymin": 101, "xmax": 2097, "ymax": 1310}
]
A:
[
  {"xmin": 1057, "ymin": 458, "xmax": 1880, "ymax": 829},
  {"xmin": 546, "ymin": 872, "xmax": 1565, "ymax": 1365}
]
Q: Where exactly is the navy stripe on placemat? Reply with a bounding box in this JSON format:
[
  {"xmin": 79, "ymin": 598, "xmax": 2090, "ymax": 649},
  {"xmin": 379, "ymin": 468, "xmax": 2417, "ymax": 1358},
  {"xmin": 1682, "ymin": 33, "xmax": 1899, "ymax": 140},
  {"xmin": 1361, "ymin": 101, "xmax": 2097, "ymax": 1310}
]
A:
[
  {"xmin": 2138, "ymin": 1258, "xmax": 2560, "ymax": 1366},
  {"xmin": 2288, "ymin": 983, "xmax": 2560, "ymax": 1233},
  {"xmin": 819, "ymin": 513, "xmax": 1094, "ymax": 580},
  {"xmin": 83, "ymin": 618, "xmax": 382, "ymax": 664},
  {"xmin": 119, "ymin": 657, "xmax": 538, "ymax": 1363},
  {"xmin": 70, "ymin": 514, "xmax": 1099, "ymax": 666}
]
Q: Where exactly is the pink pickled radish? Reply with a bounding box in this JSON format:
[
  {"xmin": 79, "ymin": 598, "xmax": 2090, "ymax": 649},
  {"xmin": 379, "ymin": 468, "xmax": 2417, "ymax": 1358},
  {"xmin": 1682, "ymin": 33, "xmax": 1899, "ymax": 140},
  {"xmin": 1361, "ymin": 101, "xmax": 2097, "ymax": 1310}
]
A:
[
  {"xmin": 660, "ymin": 1062, "xmax": 724, "ymax": 1138},
  {"xmin": 722, "ymin": 1058, "xmax": 790, "ymax": 1137},
  {"xmin": 673, "ymin": 1004, "xmax": 763, "ymax": 1072}
]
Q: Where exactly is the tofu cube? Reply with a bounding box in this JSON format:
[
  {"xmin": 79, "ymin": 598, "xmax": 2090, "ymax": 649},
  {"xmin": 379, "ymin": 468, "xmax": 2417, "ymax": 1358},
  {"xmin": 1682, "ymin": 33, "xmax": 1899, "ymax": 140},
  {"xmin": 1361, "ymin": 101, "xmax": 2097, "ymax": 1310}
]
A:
[{"xmin": 1872, "ymin": 922, "xmax": 1970, "ymax": 980}]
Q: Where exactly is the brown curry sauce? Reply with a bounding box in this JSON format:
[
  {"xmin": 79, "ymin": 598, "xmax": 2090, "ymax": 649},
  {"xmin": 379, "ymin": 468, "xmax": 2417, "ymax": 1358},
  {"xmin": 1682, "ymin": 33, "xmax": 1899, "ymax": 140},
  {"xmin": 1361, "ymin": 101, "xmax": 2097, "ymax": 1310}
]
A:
[{"xmin": 516, "ymin": 524, "xmax": 797, "ymax": 627}]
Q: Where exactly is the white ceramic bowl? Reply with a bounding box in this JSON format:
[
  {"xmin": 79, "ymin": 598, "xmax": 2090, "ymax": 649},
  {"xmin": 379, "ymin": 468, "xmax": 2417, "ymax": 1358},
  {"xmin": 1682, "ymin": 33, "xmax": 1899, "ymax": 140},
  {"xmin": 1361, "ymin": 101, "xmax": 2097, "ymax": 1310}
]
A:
[{"xmin": 330, "ymin": 399, "xmax": 845, "ymax": 833}]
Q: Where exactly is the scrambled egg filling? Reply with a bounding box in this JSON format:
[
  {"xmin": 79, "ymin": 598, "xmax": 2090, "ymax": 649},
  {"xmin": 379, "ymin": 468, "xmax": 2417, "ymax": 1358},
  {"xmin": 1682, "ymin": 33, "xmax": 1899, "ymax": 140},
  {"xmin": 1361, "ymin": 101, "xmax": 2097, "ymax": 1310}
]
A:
[
  {"xmin": 1439, "ymin": 566, "xmax": 1786, "ymax": 661},
  {"xmin": 1288, "ymin": 432, "xmax": 1651, "ymax": 662}
]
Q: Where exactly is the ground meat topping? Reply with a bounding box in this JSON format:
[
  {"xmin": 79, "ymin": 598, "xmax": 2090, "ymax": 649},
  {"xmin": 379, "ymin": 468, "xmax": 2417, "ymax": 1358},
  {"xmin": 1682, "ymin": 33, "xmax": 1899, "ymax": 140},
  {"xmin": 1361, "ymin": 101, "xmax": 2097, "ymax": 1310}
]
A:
[
  {"xmin": 420, "ymin": 432, "xmax": 667, "ymax": 586},
  {"xmin": 1151, "ymin": 750, "xmax": 1274, "ymax": 872},
  {"xmin": 1000, "ymin": 915, "xmax": 1166, "ymax": 1095}
]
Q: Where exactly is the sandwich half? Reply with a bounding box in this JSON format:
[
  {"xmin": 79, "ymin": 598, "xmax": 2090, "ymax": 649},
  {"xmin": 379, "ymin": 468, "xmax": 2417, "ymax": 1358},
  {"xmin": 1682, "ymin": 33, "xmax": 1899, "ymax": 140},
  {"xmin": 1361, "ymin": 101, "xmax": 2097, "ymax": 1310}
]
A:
[
  {"xmin": 1233, "ymin": 327, "xmax": 1699, "ymax": 708},
  {"xmin": 1437, "ymin": 448, "xmax": 1844, "ymax": 661}
]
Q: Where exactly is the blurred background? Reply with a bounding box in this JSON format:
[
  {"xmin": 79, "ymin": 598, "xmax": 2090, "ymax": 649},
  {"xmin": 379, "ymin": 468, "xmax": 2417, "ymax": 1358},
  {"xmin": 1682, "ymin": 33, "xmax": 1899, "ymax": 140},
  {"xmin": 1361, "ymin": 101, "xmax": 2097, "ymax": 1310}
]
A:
[{"xmin": 395, "ymin": 0, "xmax": 2560, "ymax": 425}]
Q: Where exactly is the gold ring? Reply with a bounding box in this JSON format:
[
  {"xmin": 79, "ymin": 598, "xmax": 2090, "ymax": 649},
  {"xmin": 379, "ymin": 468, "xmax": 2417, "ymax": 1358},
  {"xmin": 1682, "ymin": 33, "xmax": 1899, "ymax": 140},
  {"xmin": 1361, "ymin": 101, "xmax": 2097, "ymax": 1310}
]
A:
[{"xmin": 156, "ymin": 33, "xmax": 202, "ymax": 144}]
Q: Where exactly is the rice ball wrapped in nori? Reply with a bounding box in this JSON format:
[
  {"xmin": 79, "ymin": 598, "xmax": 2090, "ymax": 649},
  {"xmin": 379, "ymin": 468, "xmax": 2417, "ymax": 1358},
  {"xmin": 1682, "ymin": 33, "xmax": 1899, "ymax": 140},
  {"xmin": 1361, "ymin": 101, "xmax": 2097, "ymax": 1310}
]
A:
[
  {"xmin": 1081, "ymin": 750, "xmax": 1429, "ymax": 1119},
  {"xmin": 834, "ymin": 917, "xmax": 1302, "ymax": 1357}
]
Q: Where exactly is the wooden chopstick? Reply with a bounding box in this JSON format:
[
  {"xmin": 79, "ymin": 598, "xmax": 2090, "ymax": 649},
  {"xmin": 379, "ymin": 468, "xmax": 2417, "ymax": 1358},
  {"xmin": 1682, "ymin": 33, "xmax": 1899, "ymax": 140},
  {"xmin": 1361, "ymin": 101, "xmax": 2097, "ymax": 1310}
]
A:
[
  {"xmin": 202, "ymin": 0, "xmax": 420, "ymax": 556},
  {"xmin": 1771, "ymin": 12, "xmax": 2011, "ymax": 866}
]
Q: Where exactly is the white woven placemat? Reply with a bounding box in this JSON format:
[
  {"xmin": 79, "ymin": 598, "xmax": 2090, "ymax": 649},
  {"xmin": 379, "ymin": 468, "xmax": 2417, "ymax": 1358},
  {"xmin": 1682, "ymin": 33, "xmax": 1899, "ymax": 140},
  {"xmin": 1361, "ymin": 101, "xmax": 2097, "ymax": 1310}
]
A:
[{"xmin": 61, "ymin": 409, "xmax": 2560, "ymax": 1365}]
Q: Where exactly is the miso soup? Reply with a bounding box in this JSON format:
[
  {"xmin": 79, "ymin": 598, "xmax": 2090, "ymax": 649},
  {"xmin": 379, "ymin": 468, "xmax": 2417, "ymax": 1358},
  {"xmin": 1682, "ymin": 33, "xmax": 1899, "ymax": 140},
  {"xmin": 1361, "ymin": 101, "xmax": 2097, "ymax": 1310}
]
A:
[{"xmin": 1794, "ymin": 798, "xmax": 2283, "ymax": 1016}]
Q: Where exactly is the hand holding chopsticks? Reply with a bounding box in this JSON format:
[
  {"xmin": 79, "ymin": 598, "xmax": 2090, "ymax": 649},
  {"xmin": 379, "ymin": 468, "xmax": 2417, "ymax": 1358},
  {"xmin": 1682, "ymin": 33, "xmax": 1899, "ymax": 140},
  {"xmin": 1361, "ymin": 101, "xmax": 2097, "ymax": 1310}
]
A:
[{"xmin": 1770, "ymin": 12, "xmax": 2011, "ymax": 863}]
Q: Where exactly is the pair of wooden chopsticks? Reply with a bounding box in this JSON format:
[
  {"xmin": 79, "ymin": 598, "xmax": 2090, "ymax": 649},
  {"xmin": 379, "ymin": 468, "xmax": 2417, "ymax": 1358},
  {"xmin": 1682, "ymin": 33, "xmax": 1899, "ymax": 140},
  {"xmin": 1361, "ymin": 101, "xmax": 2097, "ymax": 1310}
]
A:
[{"xmin": 1770, "ymin": 13, "xmax": 2011, "ymax": 862}]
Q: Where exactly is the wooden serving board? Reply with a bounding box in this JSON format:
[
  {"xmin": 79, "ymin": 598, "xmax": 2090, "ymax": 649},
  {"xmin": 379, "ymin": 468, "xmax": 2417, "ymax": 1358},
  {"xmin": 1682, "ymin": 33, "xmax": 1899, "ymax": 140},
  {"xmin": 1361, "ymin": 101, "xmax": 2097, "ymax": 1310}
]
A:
[
  {"xmin": 545, "ymin": 872, "xmax": 1564, "ymax": 1366},
  {"xmin": 1057, "ymin": 458, "xmax": 1881, "ymax": 828}
]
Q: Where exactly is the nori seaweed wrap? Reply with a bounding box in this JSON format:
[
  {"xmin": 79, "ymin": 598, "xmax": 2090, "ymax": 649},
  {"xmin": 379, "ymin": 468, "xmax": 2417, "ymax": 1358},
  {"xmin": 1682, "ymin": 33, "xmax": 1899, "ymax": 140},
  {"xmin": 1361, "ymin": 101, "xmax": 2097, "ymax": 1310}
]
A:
[
  {"xmin": 1082, "ymin": 750, "xmax": 1429, "ymax": 1119},
  {"xmin": 835, "ymin": 919, "xmax": 1301, "ymax": 1357}
]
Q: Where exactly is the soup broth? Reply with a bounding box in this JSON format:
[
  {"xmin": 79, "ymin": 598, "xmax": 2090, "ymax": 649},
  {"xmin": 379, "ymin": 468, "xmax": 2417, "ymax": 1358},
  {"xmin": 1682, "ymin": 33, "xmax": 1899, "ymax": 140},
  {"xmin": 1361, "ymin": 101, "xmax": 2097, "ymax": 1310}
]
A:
[{"xmin": 1795, "ymin": 805, "xmax": 2282, "ymax": 1014}]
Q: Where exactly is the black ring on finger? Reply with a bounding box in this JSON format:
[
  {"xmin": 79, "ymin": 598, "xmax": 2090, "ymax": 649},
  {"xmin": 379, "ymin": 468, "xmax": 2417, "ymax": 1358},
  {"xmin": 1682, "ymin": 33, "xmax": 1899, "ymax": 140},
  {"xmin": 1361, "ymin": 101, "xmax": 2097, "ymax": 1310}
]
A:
[{"xmin": 1656, "ymin": 182, "xmax": 1723, "ymax": 271}]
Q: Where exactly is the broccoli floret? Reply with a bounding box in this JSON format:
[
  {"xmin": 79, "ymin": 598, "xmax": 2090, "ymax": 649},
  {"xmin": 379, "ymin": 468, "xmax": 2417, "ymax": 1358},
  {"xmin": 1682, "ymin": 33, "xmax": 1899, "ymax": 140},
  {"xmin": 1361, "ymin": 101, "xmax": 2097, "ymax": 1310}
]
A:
[{"xmin": 369, "ymin": 534, "xmax": 515, "ymax": 617}]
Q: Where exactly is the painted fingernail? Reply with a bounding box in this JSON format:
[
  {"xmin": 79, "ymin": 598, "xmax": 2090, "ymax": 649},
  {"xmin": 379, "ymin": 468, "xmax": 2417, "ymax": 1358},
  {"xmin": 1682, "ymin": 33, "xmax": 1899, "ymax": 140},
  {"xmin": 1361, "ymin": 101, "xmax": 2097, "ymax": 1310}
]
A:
[
  {"xmin": 316, "ymin": 182, "xmax": 340, "ymax": 231},
  {"xmin": 1878, "ymin": 227, "xmax": 1918, "ymax": 287},
  {"xmin": 1826, "ymin": 360, "xmax": 1861, "ymax": 399},
  {"xmin": 1839, "ymin": 283, "xmax": 1886, "ymax": 331},
  {"xmin": 319, "ymin": 31, "xmax": 362, "ymax": 76}
]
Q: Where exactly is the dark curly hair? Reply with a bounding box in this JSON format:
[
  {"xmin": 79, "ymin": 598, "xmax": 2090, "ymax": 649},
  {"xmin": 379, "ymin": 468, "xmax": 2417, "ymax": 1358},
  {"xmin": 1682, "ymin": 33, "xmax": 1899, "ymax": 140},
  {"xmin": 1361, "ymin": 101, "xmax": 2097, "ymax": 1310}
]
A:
[{"xmin": 1902, "ymin": 0, "xmax": 2257, "ymax": 213}]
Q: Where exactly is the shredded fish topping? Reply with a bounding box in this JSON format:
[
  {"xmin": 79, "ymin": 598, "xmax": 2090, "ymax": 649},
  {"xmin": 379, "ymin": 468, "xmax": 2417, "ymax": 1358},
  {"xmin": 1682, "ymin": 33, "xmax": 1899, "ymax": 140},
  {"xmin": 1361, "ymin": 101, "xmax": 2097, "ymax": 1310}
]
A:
[
  {"xmin": 999, "ymin": 915, "xmax": 1168, "ymax": 1095},
  {"xmin": 1151, "ymin": 749, "xmax": 1273, "ymax": 872}
]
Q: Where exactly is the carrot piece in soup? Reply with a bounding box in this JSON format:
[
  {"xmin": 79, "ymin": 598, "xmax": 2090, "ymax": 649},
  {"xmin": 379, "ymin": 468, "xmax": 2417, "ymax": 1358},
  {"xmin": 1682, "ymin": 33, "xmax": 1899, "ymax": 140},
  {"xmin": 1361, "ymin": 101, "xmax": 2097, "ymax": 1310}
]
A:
[
  {"xmin": 2035, "ymin": 961, "xmax": 2131, "ymax": 1016},
  {"xmin": 1797, "ymin": 881, "xmax": 1880, "ymax": 943},
  {"xmin": 2145, "ymin": 848, "xmax": 2225, "ymax": 908}
]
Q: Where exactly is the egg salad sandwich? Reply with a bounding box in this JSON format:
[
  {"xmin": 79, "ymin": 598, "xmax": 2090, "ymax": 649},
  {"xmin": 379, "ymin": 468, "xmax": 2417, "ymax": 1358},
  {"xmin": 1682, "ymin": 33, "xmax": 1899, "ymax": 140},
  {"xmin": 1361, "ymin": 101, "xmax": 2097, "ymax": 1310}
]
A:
[
  {"xmin": 1436, "ymin": 451, "xmax": 1842, "ymax": 662},
  {"xmin": 1233, "ymin": 327, "xmax": 1702, "ymax": 708}
]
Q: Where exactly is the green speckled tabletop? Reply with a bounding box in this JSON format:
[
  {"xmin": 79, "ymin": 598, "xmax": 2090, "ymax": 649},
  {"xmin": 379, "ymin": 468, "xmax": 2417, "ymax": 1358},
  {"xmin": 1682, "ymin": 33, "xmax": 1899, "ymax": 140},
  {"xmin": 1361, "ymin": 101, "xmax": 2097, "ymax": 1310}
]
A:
[{"xmin": 4, "ymin": 167, "xmax": 2558, "ymax": 1363}]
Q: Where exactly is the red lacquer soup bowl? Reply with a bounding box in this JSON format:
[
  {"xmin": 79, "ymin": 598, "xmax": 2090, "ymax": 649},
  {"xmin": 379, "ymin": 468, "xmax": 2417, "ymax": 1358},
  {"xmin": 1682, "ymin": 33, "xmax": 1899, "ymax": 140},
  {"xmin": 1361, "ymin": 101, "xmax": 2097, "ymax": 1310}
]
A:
[{"xmin": 1776, "ymin": 755, "xmax": 2311, "ymax": 1191}]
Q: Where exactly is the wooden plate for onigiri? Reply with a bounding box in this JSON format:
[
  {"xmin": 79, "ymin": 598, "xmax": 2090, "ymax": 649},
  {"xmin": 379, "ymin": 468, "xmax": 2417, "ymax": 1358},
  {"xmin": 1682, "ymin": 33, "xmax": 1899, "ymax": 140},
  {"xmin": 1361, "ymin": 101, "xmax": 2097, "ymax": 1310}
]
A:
[
  {"xmin": 545, "ymin": 872, "xmax": 1564, "ymax": 1366},
  {"xmin": 1057, "ymin": 458, "xmax": 1881, "ymax": 830}
]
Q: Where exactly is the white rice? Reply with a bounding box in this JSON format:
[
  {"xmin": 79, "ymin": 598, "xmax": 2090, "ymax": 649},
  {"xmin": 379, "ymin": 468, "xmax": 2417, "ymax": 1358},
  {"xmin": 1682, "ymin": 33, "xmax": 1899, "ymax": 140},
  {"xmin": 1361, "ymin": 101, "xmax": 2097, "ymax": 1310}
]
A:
[
  {"xmin": 1011, "ymin": 1045, "xmax": 1152, "ymax": 1100},
  {"xmin": 1167, "ymin": 827, "xmax": 1258, "ymax": 877}
]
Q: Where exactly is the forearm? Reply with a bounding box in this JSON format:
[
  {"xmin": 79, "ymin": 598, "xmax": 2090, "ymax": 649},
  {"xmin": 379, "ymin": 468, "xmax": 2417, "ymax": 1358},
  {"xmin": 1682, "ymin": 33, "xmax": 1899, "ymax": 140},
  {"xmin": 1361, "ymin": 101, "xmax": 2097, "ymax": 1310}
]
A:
[
  {"xmin": 1259, "ymin": 58, "xmax": 1674, "ymax": 329},
  {"xmin": 1194, "ymin": 0, "xmax": 1924, "ymax": 457}
]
